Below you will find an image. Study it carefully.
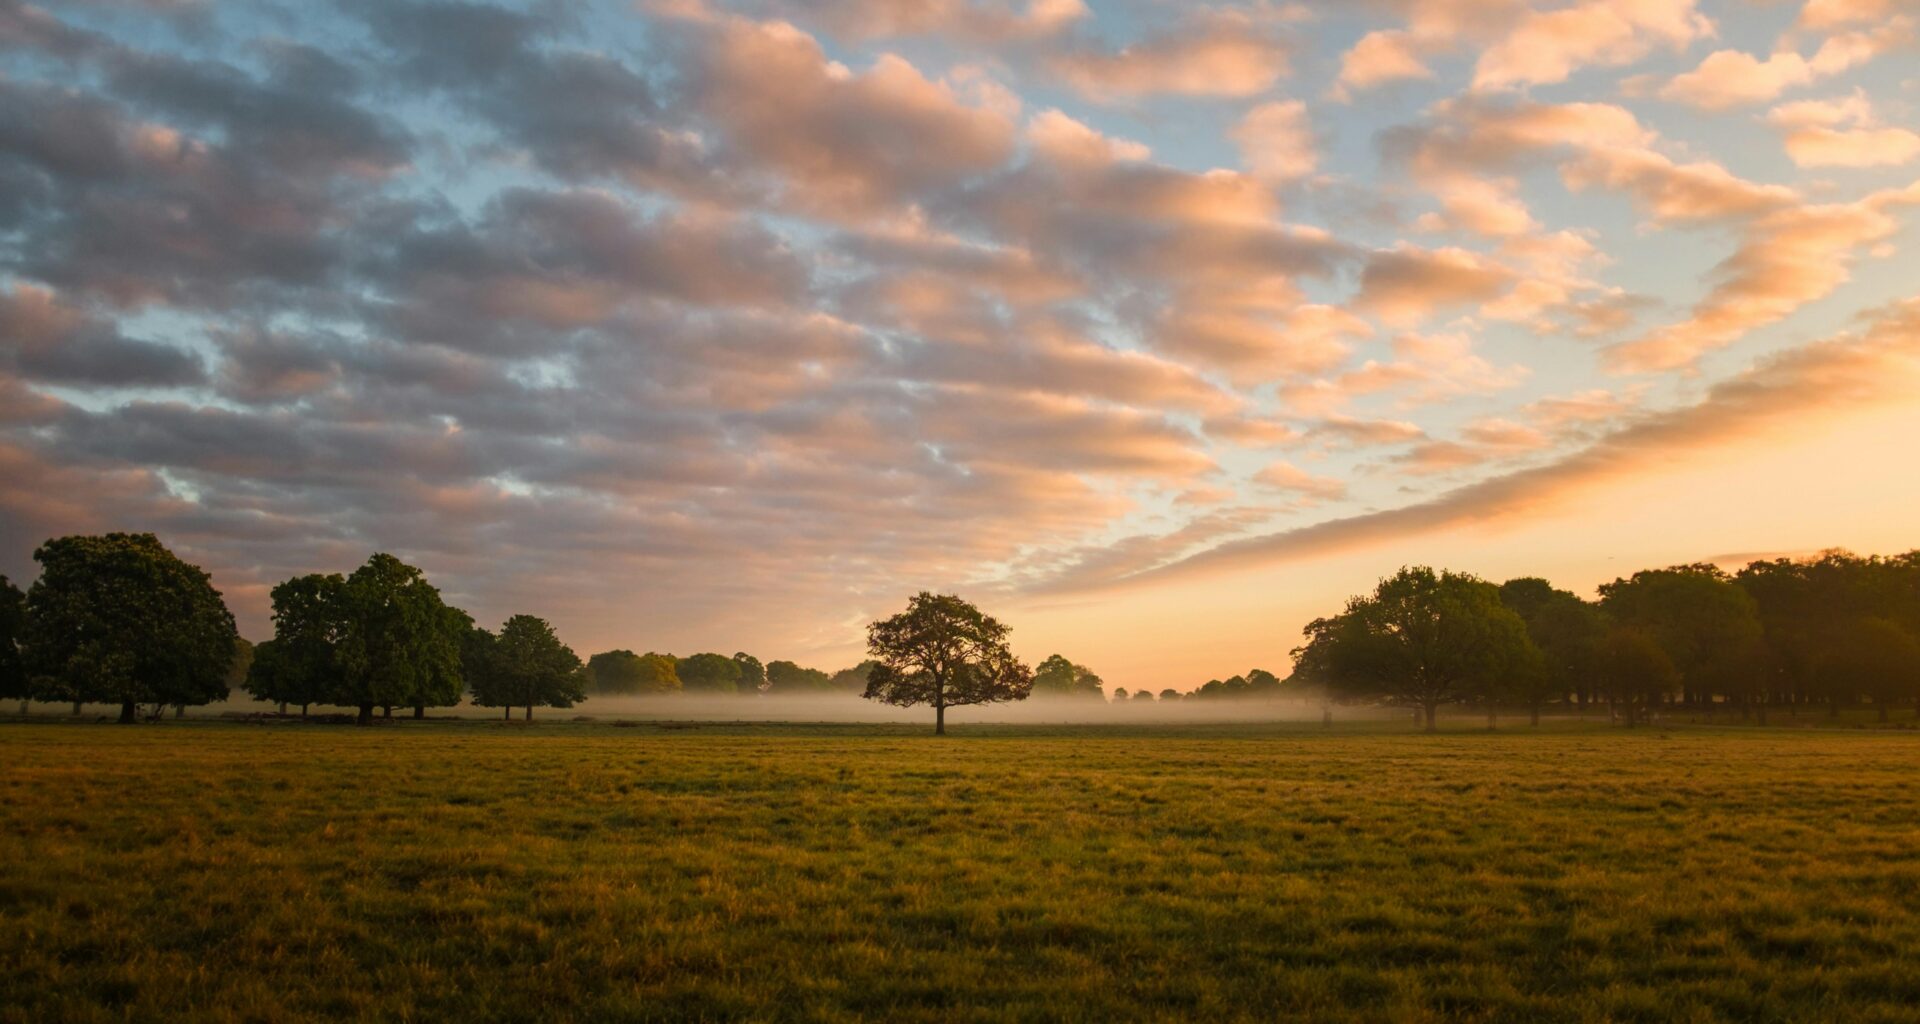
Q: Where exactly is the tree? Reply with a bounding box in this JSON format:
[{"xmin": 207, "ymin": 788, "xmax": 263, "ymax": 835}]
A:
[
  {"xmin": 830, "ymin": 661, "xmax": 878, "ymax": 693},
  {"xmin": 765, "ymin": 660, "xmax": 833, "ymax": 693},
  {"xmin": 1245, "ymin": 668, "xmax": 1282, "ymax": 699},
  {"xmin": 585, "ymin": 649, "xmax": 679, "ymax": 694},
  {"xmin": 246, "ymin": 572, "xmax": 348, "ymax": 716},
  {"xmin": 1596, "ymin": 627, "xmax": 1679, "ymax": 726},
  {"xmin": 1131, "ymin": 688, "xmax": 1155, "ymax": 702},
  {"xmin": 329, "ymin": 554, "xmax": 463, "ymax": 725},
  {"xmin": 0, "ymin": 574, "xmax": 25, "ymax": 715},
  {"xmin": 469, "ymin": 614, "xmax": 584, "ymax": 720},
  {"xmin": 1291, "ymin": 567, "xmax": 1538, "ymax": 732},
  {"xmin": 1158, "ymin": 688, "xmax": 1181, "ymax": 702},
  {"xmin": 1816, "ymin": 618, "xmax": 1920, "ymax": 722},
  {"xmin": 1111, "ymin": 687, "xmax": 1129, "ymax": 702},
  {"xmin": 1601, "ymin": 565, "xmax": 1766, "ymax": 716},
  {"xmin": 1500, "ymin": 578, "xmax": 1607, "ymax": 724},
  {"xmin": 861, "ymin": 592, "xmax": 1032, "ymax": 734},
  {"xmin": 1032, "ymin": 654, "xmax": 1105, "ymax": 699},
  {"xmin": 23, "ymin": 533, "xmax": 238, "ymax": 723},
  {"xmin": 733, "ymin": 652, "xmax": 766, "ymax": 695},
  {"xmin": 676, "ymin": 652, "xmax": 741, "ymax": 694}
]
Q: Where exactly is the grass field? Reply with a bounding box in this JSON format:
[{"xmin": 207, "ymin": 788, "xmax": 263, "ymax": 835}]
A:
[{"xmin": 4, "ymin": 719, "xmax": 1920, "ymax": 1022}]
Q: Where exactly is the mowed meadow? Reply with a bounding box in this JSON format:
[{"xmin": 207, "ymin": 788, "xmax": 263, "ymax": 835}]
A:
[{"xmin": 5, "ymin": 721, "xmax": 1920, "ymax": 1023}]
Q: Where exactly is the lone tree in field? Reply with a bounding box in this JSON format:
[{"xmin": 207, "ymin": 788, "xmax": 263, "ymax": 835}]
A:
[
  {"xmin": 469, "ymin": 614, "xmax": 584, "ymax": 720},
  {"xmin": 861, "ymin": 592, "xmax": 1032, "ymax": 734},
  {"xmin": 1, "ymin": 574, "xmax": 25, "ymax": 715},
  {"xmin": 1291, "ymin": 566, "xmax": 1538, "ymax": 732},
  {"xmin": 23, "ymin": 533, "xmax": 238, "ymax": 723}
]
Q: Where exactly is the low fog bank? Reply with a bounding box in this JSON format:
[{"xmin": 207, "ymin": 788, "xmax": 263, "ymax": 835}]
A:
[{"xmin": 62, "ymin": 693, "xmax": 1409, "ymax": 725}]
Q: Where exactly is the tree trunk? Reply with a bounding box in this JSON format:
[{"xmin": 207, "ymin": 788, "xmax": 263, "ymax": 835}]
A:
[
  {"xmin": 503, "ymin": 705, "xmax": 511, "ymax": 721},
  {"xmin": 935, "ymin": 702, "xmax": 946, "ymax": 735},
  {"xmin": 382, "ymin": 705, "xmax": 392, "ymax": 719},
  {"xmin": 301, "ymin": 703, "xmax": 309, "ymax": 718},
  {"xmin": 1530, "ymin": 704, "xmax": 1540, "ymax": 728},
  {"xmin": 174, "ymin": 704, "xmax": 185, "ymax": 719},
  {"xmin": 72, "ymin": 700, "xmax": 83, "ymax": 716},
  {"xmin": 413, "ymin": 704, "xmax": 425, "ymax": 719},
  {"xmin": 524, "ymin": 706, "xmax": 532, "ymax": 721},
  {"xmin": 277, "ymin": 700, "xmax": 288, "ymax": 714},
  {"xmin": 118, "ymin": 701, "xmax": 136, "ymax": 724},
  {"xmin": 17, "ymin": 699, "xmax": 27, "ymax": 716},
  {"xmin": 357, "ymin": 703, "xmax": 374, "ymax": 726}
]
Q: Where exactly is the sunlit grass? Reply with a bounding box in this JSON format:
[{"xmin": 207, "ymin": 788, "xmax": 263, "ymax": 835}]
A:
[{"xmin": 4, "ymin": 719, "xmax": 1919, "ymax": 1022}]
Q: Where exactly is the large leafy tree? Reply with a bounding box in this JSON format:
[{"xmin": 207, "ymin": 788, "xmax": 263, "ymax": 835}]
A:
[
  {"xmin": 1600, "ymin": 564, "xmax": 1766, "ymax": 716},
  {"xmin": 1291, "ymin": 567, "xmax": 1538, "ymax": 732},
  {"xmin": 23, "ymin": 533, "xmax": 238, "ymax": 723},
  {"xmin": 1031, "ymin": 655, "xmax": 1105, "ymax": 699},
  {"xmin": 676, "ymin": 652, "xmax": 741, "ymax": 693},
  {"xmin": 1, "ymin": 574, "xmax": 25, "ymax": 715},
  {"xmin": 245, "ymin": 572, "xmax": 348, "ymax": 716},
  {"xmin": 1500, "ymin": 578, "xmax": 1608, "ymax": 724},
  {"xmin": 1596, "ymin": 627, "xmax": 1680, "ymax": 726},
  {"xmin": 330, "ymin": 554, "xmax": 464, "ymax": 725},
  {"xmin": 830, "ymin": 661, "xmax": 878, "ymax": 693},
  {"xmin": 861, "ymin": 592, "xmax": 1032, "ymax": 734},
  {"xmin": 469, "ymin": 614, "xmax": 584, "ymax": 720}
]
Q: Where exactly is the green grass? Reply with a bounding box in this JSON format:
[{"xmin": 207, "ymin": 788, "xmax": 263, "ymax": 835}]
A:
[{"xmin": 4, "ymin": 720, "xmax": 1920, "ymax": 1022}]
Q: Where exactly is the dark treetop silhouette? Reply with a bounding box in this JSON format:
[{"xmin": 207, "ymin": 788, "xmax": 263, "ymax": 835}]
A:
[{"xmin": 861, "ymin": 592, "xmax": 1033, "ymax": 734}]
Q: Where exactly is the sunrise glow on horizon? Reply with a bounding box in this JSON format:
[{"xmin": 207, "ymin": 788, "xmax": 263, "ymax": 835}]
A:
[{"xmin": 3, "ymin": 0, "xmax": 1919, "ymax": 690}]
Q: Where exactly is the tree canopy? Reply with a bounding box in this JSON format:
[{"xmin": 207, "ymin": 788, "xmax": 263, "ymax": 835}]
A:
[
  {"xmin": 0, "ymin": 574, "xmax": 25, "ymax": 710},
  {"xmin": 1032, "ymin": 655, "xmax": 1105, "ymax": 699},
  {"xmin": 1292, "ymin": 567, "xmax": 1538, "ymax": 731},
  {"xmin": 765, "ymin": 660, "xmax": 833, "ymax": 693},
  {"xmin": 469, "ymin": 614, "xmax": 584, "ymax": 720},
  {"xmin": 676, "ymin": 652, "xmax": 742, "ymax": 693},
  {"xmin": 862, "ymin": 592, "xmax": 1031, "ymax": 734},
  {"xmin": 22, "ymin": 533, "xmax": 238, "ymax": 722}
]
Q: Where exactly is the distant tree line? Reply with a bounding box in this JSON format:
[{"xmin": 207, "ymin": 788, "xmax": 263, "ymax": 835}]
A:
[
  {"xmin": 1288, "ymin": 553, "xmax": 1920, "ymax": 730},
  {"xmin": 6, "ymin": 535, "xmax": 1917, "ymax": 733}
]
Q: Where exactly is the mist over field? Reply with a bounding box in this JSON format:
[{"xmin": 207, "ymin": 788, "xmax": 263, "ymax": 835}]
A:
[{"xmin": 153, "ymin": 693, "xmax": 1396, "ymax": 726}]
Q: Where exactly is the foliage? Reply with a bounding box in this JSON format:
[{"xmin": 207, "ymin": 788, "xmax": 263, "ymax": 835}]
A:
[
  {"xmin": 0, "ymin": 574, "xmax": 23, "ymax": 705},
  {"xmin": 1595, "ymin": 627, "xmax": 1680, "ymax": 724},
  {"xmin": 765, "ymin": 660, "xmax": 833, "ymax": 693},
  {"xmin": 329, "ymin": 554, "xmax": 465, "ymax": 723},
  {"xmin": 1292, "ymin": 567, "xmax": 1538, "ymax": 731},
  {"xmin": 1600, "ymin": 565, "xmax": 1766, "ymax": 704},
  {"xmin": 830, "ymin": 661, "xmax": 879, "ymax": 693},
  {"xmin": 862, "ymin": 592, "xmax": 1032, "ymax": 733},
  {"xmin": 468, "ymin": 614, "xmax": 584, "ymax": 718},
  {"xmin": 733, "ymin": 652, "xmax": 766, "ymax": 695},
  {"xmin": 245, "ymin": 573, "xmax": 349, "ymax": 712},
  {"xmin": 1814, "ymin": 618, "xmax": 1920, "ymax": 720},
  {"xmin": 1031, "ymin": 654, "xmax": 1105, "ymax": 700},
  {"xmin": 676, "ymin": 652, "xmax": 742, "ymax": 694},
  {"xmin": 22, "ymin": 533, "xmax": 237, "ymax": 722}
]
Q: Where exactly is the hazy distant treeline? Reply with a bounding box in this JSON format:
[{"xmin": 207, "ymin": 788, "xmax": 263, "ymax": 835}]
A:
[{"xmin": 4, "ymin": 533, "xmax": 1917, "ymax": 729}]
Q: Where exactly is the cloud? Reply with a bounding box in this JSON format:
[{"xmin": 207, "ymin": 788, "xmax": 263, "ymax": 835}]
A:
[
  {"xmin": 1335, "ymin": 30, "xmax": 1433, "ymax": 96},
  {"xmin": 1767, "ymin": 92, "xmax": 1920, "ymax": 168},
  {"xmin": 1047, "ymin": 8, "xmax": 1292, "ymax": 99},
  {"xmin": 1471, "ymin": 0, "xmax": 1713, "ymax": 91},
  {"xmin": 1038, "ymin": 298, "xmax": 1920, "ymax": 592},
  {"xmin": 1354, "ymin": 244, "xmax": 1514, "ymax": 325},
  {"xmin": 1254, "ymin": 460, "xmax": 1347, "ymax": 500},
  {"xmin": 1231, "ymin": 100, "xmax": 1316, "ymax": 182}
]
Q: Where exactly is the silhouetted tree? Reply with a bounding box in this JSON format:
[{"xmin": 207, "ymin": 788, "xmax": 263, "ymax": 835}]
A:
[
  {"xmin": 1816, "ymin": 618, "xmax": 1920, "ymax": 722},
  {"xmin": 1500, "ymin": 578, "xmax": 1606, "ymax": 724},
  {"xmin": 1032, "ymin": 654, "xmax": 1105, "ymax": 699},
  {"xmin": 0, "ymin": 574, "xmax": 25, "ymax": 715},
  {"xmin": 330, "ymin": 554, "xmax": 464, "ymax": 725},
  {"xmin": 246, "ymin": 573, "xmax": 347, "ymax": 715},
  {"xmin": 676, "ymin": 652, "xmax": 741, "ymax": 693},
  {"xmin": 469, "ymin": 614, "xmax": 583, "ymax": 720},
  {"xmin": 23, "ymin": 533, "xmax": 238, "ymax": 723},
  {"xmin": 1111, "ymin": 687, "xmax": 1129, "ymax": 702},
  {"xmin": 1292, "ymin": 567, "xmax": 1538, "ymax": 732},
  {"xmin": 765, "ymin": 660, "xmax": 833, "ymax": 693},
  {"xmin": 830, "ymin": 661, "xmax": 878, "ymax": 693},
  {"xmin": 861, "ymin": 592, "xmax": 1032, "ymax": 734},
  {"xmin": 733, "ymin": 652, "xmax": 766, "ymax": 695},
  {"xmin": 1158, "ymin": 688, "xmax": 1182, "ymax": 702},
  {"xmin": 1245, "ymin": 668, "xmax": 1282, "ymax": 699},
  {"xmin": 1601, "ymin": 565, "xmax": 1765, "ymax": 717},
  {"xmin": 1596, "ymin": 626, "xmax": 1679, "ymax": 726}
]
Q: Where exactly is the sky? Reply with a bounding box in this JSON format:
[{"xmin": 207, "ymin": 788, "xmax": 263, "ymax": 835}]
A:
[{"xmin": 3, "ymin": 0, "xmax": 1919, "ymax": 691}]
